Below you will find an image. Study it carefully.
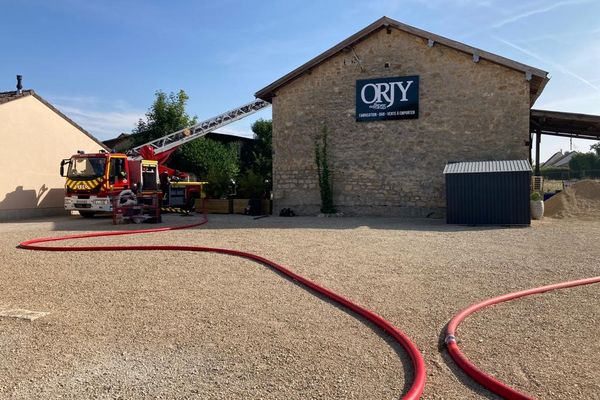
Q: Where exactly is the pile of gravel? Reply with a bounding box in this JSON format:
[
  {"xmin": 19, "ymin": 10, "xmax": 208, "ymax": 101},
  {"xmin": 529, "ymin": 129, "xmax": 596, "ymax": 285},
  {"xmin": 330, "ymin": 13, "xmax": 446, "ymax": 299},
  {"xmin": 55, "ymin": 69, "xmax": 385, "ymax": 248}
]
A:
[{"xmin": 545, "ymin": 180, "xmax": 600, "ymax": 219}]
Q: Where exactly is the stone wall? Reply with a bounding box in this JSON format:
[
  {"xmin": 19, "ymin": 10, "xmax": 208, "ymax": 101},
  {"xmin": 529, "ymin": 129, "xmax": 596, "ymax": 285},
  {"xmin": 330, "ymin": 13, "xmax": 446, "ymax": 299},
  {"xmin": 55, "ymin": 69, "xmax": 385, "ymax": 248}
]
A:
[{"xmin": 271, "ymin": 27, "xmax": 531, "ymax": 216}]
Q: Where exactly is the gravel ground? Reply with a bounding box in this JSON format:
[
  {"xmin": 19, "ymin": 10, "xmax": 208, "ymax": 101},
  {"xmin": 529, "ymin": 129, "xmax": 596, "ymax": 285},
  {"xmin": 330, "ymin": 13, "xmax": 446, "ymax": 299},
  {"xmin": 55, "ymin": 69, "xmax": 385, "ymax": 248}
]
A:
[{"xmin": 0, "ymin": 214, "xmax": 599, "ymax": 399}]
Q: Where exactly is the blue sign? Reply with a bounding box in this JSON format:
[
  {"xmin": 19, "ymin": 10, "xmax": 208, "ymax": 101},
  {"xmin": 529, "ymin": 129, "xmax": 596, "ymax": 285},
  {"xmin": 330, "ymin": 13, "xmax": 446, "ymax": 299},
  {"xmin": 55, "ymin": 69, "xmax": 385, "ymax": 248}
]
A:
[{"xmin": 356, "ymin": 76, "xmax": 419, "ymax": 121}]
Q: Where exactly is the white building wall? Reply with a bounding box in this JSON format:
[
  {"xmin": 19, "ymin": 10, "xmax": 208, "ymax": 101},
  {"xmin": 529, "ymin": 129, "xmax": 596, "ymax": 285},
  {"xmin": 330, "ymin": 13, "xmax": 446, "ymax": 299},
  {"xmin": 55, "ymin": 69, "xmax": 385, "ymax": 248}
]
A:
[{"xmin": 0, "ymin": 95, "xmax": 105, "ymax": 220}]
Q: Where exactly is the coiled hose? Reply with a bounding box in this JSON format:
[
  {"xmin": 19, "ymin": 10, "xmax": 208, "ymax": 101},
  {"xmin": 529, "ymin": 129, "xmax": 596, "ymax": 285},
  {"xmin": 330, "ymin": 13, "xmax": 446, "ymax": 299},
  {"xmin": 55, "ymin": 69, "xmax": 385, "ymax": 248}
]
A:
[
  {"xmin": 18, "ymin": 214, "xmax": 426, "ymax": 400},
  {"xmin": 445, "ymin": 276, "xmax": 600, "ymax": 399}
]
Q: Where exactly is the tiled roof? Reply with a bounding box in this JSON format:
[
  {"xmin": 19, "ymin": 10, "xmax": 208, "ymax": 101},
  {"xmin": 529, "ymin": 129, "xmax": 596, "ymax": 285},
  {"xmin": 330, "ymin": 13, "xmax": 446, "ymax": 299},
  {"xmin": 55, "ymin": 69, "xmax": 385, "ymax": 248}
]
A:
[
  {"xmin": 443, "ymin": 160, "xmax": 532, "ymax": 174},
  {"xmin": 542, "ymin": 151, "xmax": 565, "ymax": 167},
  {"xmin": 553, "ymin": 152, "xmax": 575, "ymax": 168},
  {"xmin": 0, "ymin": 89, "xmax": 35, "ymax": 105}
]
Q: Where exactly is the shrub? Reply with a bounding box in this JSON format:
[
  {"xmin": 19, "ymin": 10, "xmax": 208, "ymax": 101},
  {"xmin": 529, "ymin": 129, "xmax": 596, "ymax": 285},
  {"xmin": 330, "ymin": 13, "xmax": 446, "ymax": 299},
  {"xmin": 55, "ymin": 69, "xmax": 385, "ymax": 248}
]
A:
[
  {"xmin": 205, "ymin": 167, "xmax": 233, "ymax": 199},
  {"xmin": 315, "ymin": 125, "xmax": 336, "ymax": 214},
  {"xmin": 530, "ymin": 191, "xmax": 542, "ymax": 201},
  {"xmin": 238, "ymin": 170, "xmax": 266, "ymax": 198}
]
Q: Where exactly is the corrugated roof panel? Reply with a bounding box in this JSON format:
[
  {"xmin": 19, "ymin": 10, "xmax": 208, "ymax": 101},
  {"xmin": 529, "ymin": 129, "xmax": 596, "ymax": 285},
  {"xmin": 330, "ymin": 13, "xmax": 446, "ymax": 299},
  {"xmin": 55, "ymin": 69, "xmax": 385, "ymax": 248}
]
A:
[{"xmin": 443, "ymin": 160, "xmax": 532, "ymax": 174}]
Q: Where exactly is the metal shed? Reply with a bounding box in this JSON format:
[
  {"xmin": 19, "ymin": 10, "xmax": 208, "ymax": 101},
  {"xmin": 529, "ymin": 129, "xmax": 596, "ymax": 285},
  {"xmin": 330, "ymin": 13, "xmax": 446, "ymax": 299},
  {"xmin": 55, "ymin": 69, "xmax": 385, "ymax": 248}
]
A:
[{"xmin": 444, "ymin": 160, "xmax": 532, "ymax": 225}]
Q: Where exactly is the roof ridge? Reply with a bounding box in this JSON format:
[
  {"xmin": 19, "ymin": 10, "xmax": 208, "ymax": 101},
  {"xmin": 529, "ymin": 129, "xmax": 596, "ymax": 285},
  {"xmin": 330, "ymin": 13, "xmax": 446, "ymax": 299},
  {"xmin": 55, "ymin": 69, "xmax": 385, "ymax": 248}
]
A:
[
  {"xmin": 255, "ymin": 16, "xmax": 549, "ymax": 105},
  {"xmin": 30, "ymin": 93, "xmax": 109, "ymax": 151},
  {"xmin": 0, "ymin": 89, "xmax": 35, "ymax": 106},
  {"xmin": 0, "ymin": 89, "xmax": 108, "ymax": 151}
]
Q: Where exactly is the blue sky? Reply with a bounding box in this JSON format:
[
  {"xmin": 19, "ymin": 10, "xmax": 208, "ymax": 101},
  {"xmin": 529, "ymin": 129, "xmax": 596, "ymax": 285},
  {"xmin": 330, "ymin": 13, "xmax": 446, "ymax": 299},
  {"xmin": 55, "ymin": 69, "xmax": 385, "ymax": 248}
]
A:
[{"xmin": 1, "ymin": 0, "xmax": 599, "ymax": 161}]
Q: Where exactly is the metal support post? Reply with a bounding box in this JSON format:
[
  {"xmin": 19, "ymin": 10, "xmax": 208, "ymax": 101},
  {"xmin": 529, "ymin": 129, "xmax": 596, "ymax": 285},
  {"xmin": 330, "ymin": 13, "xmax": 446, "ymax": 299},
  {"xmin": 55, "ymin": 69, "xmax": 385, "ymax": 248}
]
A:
[{"xmin": 535, "ymin": 129, "xmax": 541, "ymax": 176}]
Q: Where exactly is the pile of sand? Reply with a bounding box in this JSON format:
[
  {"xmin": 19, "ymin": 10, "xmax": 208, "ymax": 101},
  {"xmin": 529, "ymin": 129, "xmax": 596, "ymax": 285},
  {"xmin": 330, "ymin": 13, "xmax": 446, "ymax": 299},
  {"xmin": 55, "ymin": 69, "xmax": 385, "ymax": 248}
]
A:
[{"xmin": 544, "ymin": 180, "xmax": 600, "ymax": 219}]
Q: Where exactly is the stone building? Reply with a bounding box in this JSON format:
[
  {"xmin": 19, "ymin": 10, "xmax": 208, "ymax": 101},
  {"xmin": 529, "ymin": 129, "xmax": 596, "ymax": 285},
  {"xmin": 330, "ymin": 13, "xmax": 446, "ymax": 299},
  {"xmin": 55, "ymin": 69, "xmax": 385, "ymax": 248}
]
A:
[
  {"xmin": 256, "ymin": 17, "xmax": 549, "ymax": 216},
  {"xmin": 0, "ymin": 79, "xmax": 108, "ymax": 220}
]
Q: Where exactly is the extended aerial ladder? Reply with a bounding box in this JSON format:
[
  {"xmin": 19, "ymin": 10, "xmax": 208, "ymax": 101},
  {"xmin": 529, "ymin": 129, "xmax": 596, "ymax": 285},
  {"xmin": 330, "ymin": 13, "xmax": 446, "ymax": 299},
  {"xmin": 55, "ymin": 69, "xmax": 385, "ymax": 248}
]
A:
[
  {"xmin": 128, "ymin": 98, "xmax": 270, "ymax": 214},
  {"xmin": 61, "ymin": 98, "xmax": 271, "ymax": 219},
  {"xmin": 130, "ymin": 99, "xmax": 270, "ymax": 157}
]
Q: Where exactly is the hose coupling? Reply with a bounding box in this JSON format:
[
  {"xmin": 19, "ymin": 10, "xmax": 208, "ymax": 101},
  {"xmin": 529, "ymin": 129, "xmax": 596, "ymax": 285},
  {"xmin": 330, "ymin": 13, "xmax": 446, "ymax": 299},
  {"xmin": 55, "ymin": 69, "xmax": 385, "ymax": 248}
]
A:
[{"xmin": 445, "ymin": 335, "xmax": 456, "ymax": 344}]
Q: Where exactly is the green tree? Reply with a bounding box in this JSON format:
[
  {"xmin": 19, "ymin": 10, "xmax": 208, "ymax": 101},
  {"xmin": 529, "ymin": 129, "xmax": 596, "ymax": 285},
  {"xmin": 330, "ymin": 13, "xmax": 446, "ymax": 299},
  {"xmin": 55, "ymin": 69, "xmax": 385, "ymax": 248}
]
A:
[
  {"xmin": 236, "ymin": 119, "xmax": 272, "ymax": 198},
  {"xmin": 132, "ymin": 90, "xmax": 197, "ymax": 146},
  {"xmin": 238, "ymin": 170, "xmax": 266, "ymax": 198},
  {"xmin": 250, "ymin": 119, "xmax": 272, "ymax": 186},
  {"xmin": 569, "ymin": 151, "xmax": 600, "ymax": 178},
  {"xmin": 131, "ymin": 89, "xmax": 242, "ymax": 192},
  {"xmin": 174, "ymin": 138, "xmax": 240, "ymax": 198},
  {"xmin": 591, "ymin": 142, "xmax": 600, "ymax": 156}
]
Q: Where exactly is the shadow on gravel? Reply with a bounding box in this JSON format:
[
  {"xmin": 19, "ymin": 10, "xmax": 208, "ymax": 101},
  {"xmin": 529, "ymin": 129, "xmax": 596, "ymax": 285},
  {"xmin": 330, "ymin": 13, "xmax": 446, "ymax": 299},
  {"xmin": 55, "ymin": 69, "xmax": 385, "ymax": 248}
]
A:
[
  {"xmin": 32, "ymin": 213, "xmax": 528, "ymax": 233},
  {"xmin": 437, "ymin": 323, "xmax": 502, "ymax": 400}
]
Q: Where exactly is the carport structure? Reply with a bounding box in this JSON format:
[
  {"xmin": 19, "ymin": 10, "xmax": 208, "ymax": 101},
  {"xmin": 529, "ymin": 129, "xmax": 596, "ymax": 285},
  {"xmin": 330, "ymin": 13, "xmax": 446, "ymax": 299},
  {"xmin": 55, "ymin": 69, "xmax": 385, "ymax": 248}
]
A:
[{"xmin": 530, "ymin": 109, "xmax": 600, "ymax": 175}]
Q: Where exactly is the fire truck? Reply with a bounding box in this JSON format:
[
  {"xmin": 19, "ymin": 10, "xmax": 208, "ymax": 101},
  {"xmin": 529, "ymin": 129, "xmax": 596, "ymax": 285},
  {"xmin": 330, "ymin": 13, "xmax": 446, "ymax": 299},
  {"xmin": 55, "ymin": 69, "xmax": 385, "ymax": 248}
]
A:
[{"xmin": 60, "ymin": 99, "xmax": 269, "ymax": 217}]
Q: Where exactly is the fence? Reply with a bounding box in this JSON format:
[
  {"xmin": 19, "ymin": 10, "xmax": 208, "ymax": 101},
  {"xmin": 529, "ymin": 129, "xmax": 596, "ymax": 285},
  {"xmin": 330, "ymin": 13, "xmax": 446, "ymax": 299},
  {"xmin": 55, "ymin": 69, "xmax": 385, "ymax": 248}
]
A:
[{"xmin": 540, "ymin": 169, "xmax": 600, "ymax": 181}]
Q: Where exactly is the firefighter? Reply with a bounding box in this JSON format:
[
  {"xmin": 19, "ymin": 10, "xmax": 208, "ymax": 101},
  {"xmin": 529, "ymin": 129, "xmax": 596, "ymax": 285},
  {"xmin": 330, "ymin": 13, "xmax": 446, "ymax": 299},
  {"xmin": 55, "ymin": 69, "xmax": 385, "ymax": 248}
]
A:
[{"xmin": 160, "ymin": 172, "xmax": 170, "ymax": 204}]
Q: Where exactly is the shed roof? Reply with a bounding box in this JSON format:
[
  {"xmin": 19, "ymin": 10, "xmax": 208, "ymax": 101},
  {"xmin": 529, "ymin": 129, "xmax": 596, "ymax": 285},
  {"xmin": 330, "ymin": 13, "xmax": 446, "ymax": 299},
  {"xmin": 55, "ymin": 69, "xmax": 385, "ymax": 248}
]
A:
[
  {"xmin": 0, "ymin": 89, "xmax": 108, "ymax": 151},
  {"xmin": 443, "ymin": 160, "xmax": 532, "ymax": 174},
  {"xmin": 531, "ymin": 109, "xmax": 600, "ymax": 140},
  {"xmin": 255, "ymin": 16, "xmax": 549, "ymax": 106}
]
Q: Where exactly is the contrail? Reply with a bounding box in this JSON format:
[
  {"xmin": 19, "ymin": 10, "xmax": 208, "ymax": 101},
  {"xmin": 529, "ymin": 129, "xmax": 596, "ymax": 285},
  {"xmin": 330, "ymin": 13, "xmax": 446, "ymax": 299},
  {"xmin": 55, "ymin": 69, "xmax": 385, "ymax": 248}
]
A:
[
  {"xmin": 491, "ymin": 0, "xmax": 593, "ymax": 29},
  {"xmin": 493, "ymin": 36, "xmax": 600, "ymax": 92}
]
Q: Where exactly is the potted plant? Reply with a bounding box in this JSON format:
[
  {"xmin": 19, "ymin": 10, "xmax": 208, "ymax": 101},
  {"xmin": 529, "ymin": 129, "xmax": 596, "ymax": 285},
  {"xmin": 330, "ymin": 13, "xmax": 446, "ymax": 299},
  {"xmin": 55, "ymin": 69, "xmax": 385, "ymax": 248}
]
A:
[{"xmin": 530, "ymin": 191, "xmax": 544, "ymax": 220}]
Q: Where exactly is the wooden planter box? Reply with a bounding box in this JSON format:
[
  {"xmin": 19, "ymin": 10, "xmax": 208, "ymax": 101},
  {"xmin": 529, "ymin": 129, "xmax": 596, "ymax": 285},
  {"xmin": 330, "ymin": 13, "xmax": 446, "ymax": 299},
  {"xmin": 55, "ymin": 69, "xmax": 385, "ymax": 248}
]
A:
[
  {"xmin": 209, "ymin": 198, "xmax": 271, "ymax": 215},
  {"xmin": 198, "ymin": 198, "xmax": 232, "ymax": 214},
  {"xmin": 233, "ymin": 199, "xmax": 250, "ymax": 214}
]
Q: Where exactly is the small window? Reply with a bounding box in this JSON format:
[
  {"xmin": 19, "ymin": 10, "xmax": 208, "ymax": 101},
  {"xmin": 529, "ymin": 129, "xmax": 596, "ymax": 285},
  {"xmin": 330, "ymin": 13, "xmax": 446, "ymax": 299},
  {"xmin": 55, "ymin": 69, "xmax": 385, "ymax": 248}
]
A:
[{"xmin": 109, "ymin": 158, "xmax": 127, "ymax": 183}]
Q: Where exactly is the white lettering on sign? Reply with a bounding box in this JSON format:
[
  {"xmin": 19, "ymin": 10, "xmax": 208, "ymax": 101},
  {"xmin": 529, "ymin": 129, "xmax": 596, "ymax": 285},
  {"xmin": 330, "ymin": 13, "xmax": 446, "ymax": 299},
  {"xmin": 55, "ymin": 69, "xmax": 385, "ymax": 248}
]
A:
[
  {"xmin": 360, "ymin": 80, "xmax": 414, "ymax": 109},
  {"xmin": 395, "ymin": 81, "xmax": 413, "ymax": 102}
]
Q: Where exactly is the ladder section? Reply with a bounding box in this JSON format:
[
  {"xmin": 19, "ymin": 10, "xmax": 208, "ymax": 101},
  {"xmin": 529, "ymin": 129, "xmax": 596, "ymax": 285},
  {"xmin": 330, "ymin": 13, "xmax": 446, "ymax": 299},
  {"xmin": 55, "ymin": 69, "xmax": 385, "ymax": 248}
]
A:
[{"xmin": 131, "ymin": 99, "xmax": 270, "ymax": 155}]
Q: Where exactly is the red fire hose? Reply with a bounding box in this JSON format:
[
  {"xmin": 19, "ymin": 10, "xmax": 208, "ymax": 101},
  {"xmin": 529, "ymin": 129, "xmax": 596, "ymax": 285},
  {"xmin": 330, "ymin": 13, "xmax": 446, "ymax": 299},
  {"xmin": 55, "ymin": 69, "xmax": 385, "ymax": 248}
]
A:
[
  {"xmin": 445, "ymin": 276, "xmax": 600, "ymax": 400},
  {"xmin": 18, "ymin": 214, "xmax": 426, "ymax": 400}
]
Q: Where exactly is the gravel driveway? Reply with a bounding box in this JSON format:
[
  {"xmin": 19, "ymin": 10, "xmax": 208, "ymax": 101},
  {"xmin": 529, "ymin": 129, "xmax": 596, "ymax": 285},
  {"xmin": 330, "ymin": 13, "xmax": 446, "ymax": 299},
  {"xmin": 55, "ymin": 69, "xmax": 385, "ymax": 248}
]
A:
[{"xmin": 1, "ymin": 214, "xmax": 599, "ymax": 399}]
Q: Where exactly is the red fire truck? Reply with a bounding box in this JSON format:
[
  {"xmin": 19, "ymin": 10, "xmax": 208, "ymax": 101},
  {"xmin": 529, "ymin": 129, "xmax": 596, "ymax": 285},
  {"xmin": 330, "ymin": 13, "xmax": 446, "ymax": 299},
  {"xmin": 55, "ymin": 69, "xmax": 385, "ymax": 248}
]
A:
[{"xmin": 60, "ymin": 99, "xmax": 269, "ymax": 217}]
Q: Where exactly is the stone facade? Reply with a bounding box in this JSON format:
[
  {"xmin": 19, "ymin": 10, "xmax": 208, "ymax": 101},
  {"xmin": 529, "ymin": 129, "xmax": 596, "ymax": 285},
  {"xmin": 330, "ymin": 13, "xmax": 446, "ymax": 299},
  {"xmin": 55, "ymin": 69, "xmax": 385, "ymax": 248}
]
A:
[{"xmin": 270, "ymin": 27, "xmax": 531, "ymax": 216}]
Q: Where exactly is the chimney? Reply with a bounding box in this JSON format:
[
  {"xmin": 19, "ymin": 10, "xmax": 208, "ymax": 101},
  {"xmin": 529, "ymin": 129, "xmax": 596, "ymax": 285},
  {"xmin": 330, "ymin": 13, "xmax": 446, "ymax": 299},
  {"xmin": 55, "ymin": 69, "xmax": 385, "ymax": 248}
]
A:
[{"xmin": 16, "ymin": 75, "xmax": 23, "ymax": 94}]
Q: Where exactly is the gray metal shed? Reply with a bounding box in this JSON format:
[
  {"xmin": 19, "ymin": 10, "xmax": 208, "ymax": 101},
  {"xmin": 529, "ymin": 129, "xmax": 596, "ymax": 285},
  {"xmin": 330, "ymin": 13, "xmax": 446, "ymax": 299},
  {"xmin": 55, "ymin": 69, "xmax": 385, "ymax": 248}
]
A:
[{"xmin": 444, "ymin": 160, "xmax": 532, "ymax": 225}]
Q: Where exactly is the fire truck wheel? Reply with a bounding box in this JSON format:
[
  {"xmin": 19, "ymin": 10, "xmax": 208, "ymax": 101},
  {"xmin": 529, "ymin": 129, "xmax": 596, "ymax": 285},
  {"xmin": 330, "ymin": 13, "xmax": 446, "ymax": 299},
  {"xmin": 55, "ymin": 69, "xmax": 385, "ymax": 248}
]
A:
[{"xmin": 78, "ymin": 211, "xmax": 95, "ymax": 218}]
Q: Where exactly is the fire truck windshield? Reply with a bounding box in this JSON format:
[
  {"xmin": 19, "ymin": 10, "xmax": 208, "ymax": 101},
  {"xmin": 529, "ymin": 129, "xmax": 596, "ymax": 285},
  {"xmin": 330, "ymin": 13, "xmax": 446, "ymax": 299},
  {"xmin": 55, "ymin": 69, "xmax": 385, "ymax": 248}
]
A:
[{"xmin": 67, "ymin": 157, "xmax": 107, "ymax": 179}]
